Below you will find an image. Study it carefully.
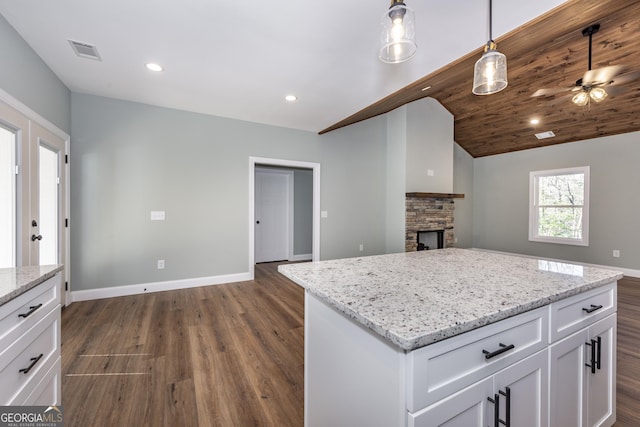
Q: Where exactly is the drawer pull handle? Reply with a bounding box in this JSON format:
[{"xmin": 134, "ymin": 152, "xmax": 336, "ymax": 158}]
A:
[
  {"xmin": 483, "ymin": 343, "xmax": 515, "ymax": 360},
  {"xmin": 582, "ymin": 304, "xmax": 603, "ymax": 314},
  {"xmin": 19, "ymin": 353, "xmax": 44, "ymax": 374},
  {"xmin": 18, "ymin": 303, "xmax": 43, "ymax": 318}
]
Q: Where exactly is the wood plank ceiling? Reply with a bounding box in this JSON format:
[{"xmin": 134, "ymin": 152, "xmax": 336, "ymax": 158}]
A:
[{"xmin": 320, "ymin": 0, "xmax": 640, "ymax": 158}]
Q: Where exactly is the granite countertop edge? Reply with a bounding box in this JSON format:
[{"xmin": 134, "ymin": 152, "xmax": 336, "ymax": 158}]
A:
[
  {"xmin": 278, "ymin": 251, "xmax": 623, "ymax": 352},
  {"xmin": 0, "ymin": 265, "xmax": 64, "ymax": 307}
]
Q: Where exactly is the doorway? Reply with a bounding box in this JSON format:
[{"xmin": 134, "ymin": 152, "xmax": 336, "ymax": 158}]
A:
[{"xmin": 249, "ymin": 157, "xmax": 320, "ymax": 280}]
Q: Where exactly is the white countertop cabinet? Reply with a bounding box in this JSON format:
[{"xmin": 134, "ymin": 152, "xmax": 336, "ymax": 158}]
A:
[
  {"xmin": 281, "ymin": 249, "xmax": 621, "ymax": 427},
  {"xmin": 0, "ymin": 271, "xmax": 62, "ymax": 405}
]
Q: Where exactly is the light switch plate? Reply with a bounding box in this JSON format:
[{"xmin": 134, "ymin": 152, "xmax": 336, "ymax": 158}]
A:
[{"xmin": 321, "ymin": 211, "xmax": 328, "ymax": 218}]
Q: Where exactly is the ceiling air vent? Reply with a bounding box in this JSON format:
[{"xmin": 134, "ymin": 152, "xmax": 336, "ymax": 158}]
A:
[
  {"xmin": 68, "ymin": 40, "xmax": 101, "ymax": 61},
  {"xmin": 535, "ymin": 131, "xmax": 556, "ymax": 140}
]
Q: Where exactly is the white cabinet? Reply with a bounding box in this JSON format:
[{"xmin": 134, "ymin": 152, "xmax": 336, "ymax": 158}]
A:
[
  {"xmin": 549, "ymin": 314, "xmax": 616, "ymax": 427},
  {"xmin": 410, "ymin": 349, "xmax": 548, "ymax": 427},
  {"xmin": 0, "ymin": 273, "xmax": 62, "ymax": 405},
  {"xmin": 303, "ymin": 281, "xmax": 617, "ymax": 427}
]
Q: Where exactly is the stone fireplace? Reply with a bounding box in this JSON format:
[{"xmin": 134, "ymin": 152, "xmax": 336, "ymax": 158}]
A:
[{"xmin": 405, "ymin": 192, "xmax": 464, "ymax": 252}]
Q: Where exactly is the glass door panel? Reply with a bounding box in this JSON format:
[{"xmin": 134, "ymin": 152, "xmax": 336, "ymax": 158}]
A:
[
  {"xmin": 38, "ymin": 143, "xmax": 59, "ymax": 265},
  {"xmin": 0, "ymin": 126, "xmax": 17, "ymax": 268}
]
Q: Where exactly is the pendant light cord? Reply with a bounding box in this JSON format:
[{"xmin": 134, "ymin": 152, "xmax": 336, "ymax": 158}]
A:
[{"xmin": 489, "ymin": 0, "xmax": 493, "ymax": 42}]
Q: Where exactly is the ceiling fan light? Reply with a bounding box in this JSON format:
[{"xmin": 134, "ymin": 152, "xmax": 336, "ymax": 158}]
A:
[
  {"xmin": 378, "ymin": 1, "xmax": 417, "ymax": 64},
  {"xmin": 589, "ymin": 87, "xmax": 608, "ymax": 102},
  {"xmin": 572, "ymin": 91, "xmax": 589, "ymax": 106},
  {"xmin": 472, "ymin": 48, "xmax": 508, "ymax": 95}
]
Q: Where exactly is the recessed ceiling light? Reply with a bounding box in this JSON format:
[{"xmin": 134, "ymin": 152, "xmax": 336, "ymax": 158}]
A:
[
  {"xmin": 285, "ymin": 95, "xmax": 297, "ymax": 102},
  {"xmin": 530, "ymin": 118, "xmax": 540, "ymax": 125},
  {"xmin": 146, "ymin": 63, "xmax": 163, "ymax": 72}
]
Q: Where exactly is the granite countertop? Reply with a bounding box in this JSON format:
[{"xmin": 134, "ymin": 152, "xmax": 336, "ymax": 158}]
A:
[
  {"xmin": 278, "ymin": 248, "xmax": 623, "ymax": 351},
  {"xmin": 0, "ymin": 265, "xmax": 64, "ymax": 307}
]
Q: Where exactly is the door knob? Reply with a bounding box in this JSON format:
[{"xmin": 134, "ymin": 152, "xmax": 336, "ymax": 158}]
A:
[
  {"xmin": 32, "ymin": 220, "xmax": 38, "ymax": 227},
  {"xmin": 31, "ymin": 234, "xmax": 43, "ymax": 241},
  {"xmin": 256, "ymin": 221, "xmax": 260, "ymax": 224}
]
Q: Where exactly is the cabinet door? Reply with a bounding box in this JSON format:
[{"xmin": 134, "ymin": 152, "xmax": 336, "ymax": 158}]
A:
[
  {"xmin": 549, "ymin": 329, "xmax": 589, "ymax": 427},
  {"xmin": 409, "ymin": 377, "xmax": 493, "ymax": 427},
  {"xmin": 587, "ymin": 314, "xmax": 616, "ymax": 427},
  {"xmin": 493, "ymin": 349, "xmax": 548, "ymax": 427}
]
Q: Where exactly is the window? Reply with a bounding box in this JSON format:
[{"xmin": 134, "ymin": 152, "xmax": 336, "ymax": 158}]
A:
[
  {"xmin": 529, "ymin": 166, "xmax": 589, "ymax": 246},
  {"xmin": 0, "ymin": 125, "xmax": 17, "ymax": 268}
]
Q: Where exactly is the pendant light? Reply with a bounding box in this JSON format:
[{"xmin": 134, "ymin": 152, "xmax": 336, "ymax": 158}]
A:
[
  {"xmin": 378, "ymin": 0, "xmax": 417, "ymax": 64},
  {"xmin": 472, "ymin": 0, "xmax": 508, "ymax": 95}
]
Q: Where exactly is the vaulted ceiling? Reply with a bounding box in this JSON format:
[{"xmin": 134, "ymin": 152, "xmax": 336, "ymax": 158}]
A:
[
  {"xmin": 1, "ymin": 1, "xmax": 638, "ymax": 158},
  {"xmin": 322, "ymin": 0, "xmax": 640, "ymax": 157}
]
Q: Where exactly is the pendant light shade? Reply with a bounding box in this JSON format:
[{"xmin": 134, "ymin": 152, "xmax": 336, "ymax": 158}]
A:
[
  {"xmin": 379, "ymin": 0, "xmax": 417, "ymax": 64},
  {"xmin": 472, "ymin": 42, "xmax": 508, "ymax": 95},
  {"xmin": 472, "ymin": 0, "xmax": 508, "ymax": 95}
]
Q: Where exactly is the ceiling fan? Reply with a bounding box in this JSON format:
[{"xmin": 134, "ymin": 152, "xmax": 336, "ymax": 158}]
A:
[{"xmin": 531, "ymin": 24, "xmax": 640, "ymax": 106}]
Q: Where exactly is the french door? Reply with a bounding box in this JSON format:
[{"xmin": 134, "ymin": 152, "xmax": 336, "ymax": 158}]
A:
[{"xmin": 0, "ymin": 98, "xmax": 68, "ymax": 304}]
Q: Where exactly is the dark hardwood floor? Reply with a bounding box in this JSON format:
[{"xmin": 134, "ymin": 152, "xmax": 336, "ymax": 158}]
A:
[
  {"xmin": 61, "ymin": 262, "xmax": 304, "ymax": 427},
  {"xmin": 614, "ymin": 276, "xmax": 640, "ymax": 427},
  {"xmin": 61, "ymin": 266, "xmax": 639, "ymax": 426}
]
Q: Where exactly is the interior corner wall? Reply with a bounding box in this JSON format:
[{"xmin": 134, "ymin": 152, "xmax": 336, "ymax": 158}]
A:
[
  {"xmin": 70, "ymin": 93, "xmax": 388, "ymax": 292},
  {"xmin": 385, "ymin": 106, "xmax": 407, "ymax": 254},
  {"xmin": 405, "ymin": 98, "xmax": 454, "ymax": 194},
  {"xmin": 452, "ymin": 142, "xmax": 474, "ymax": 248},
  {"xmin": 0, "ymin": 15, "xmax": 71, "ymax": 134},
  {"xmin": 472, "ymin": 131, "xmax": 640, "ymax": 271}
]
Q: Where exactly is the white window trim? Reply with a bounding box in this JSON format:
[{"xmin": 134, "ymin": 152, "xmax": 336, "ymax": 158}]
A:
[{"xmin": 529, "ymin": 166, "xmax": 590, "ymax": 246}]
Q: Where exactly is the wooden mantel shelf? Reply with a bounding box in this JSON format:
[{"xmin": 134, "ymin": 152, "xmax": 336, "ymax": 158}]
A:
[{"xmin": 406, "ymin": 192, "xmax": 464, "ymax": 199}]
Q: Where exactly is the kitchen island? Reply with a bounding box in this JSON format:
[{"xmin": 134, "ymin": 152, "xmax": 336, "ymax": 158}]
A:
[{"xmin": 278, "ymin": 248, "xmax": 623, "ymax": 427}]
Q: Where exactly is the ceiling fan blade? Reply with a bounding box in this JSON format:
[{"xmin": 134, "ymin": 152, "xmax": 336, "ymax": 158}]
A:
[
  {"xmin": 582, "ymin": 65, "xmax": 625, "ymax": 85},
  {"xmin": 604, "ymin": 86, "xmax": 628, "ymax": 97},
  {"xmin": 610, "ymin": 70, "xmax": 640, "ymax": 86},
  {"xmin": 531, "ymin": 86, "xmax": 572, "ymax": 97}
]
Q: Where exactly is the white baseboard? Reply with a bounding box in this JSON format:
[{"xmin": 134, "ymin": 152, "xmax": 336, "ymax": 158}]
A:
[
  {"xmin": 471, "ymin": 248, "xmax": 640, "ymax": 278},
  {"xmin": 70, "ymin": 272, "xmax": 252, "ymax": 303},
  {"xmin": 290, "ymin": 253, "xmax": 313, "ymax": 262}
]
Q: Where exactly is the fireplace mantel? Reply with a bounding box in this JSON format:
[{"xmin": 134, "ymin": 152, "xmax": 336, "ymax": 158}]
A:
[{"xmin": 405, "ymin": 192, "xmax": 464, "ymax": 199}]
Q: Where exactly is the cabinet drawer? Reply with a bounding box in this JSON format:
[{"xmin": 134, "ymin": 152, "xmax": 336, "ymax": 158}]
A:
[
  {"xmin": 406, "ymin": 306, "xmax": 548, "ymax": 412},
  {"xmin": 18, "ymin": 355, "xmax": 61, "ymax": 406},
  {"xmin": 0, "ymin": 305, "xmax": 61, "ymax": 405},
  {"xmin": 0, "ymin": 273, "xmax": 60, "ymax": 350},
  {"xmin": 549, "ymin": 282, "xmax": 616, "ymax": 343}
]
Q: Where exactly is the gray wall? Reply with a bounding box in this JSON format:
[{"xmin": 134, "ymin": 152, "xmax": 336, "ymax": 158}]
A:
[
  {"xmin": 293, "ymin": 169, "xmax": 313, "ymax": 256},
  {"xmin": 453, "ymin": 142, "xmax": 474, "ymax": 248},
  {"xmin": 472, "ymin": 131, "xmax": 640, "ymax": 271},
  {"xmin": 0, "ymin": 15, "xmax": 70, "ymax": 133},
  {"xmin": 70, "ymin": 93, "xmax": 388, "ymax": 290}
]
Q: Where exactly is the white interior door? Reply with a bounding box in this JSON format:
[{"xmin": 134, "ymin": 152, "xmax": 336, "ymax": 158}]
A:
[
  {"xmin": 255, "ymin": 168, "xmax": 291, "ymax": 263},
  {"xmin": 30, "ymin": 122, "xmax": 67, "ymax": 304}
]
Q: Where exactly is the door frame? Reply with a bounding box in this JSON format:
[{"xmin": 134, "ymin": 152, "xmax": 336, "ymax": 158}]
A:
[
  {"xmin": 0, "ymin": 88, "xmax": 71, "ymax": 305},
  {"xmin": 248, "ymin": 156, "xmax": 320, "ymax": 280}
]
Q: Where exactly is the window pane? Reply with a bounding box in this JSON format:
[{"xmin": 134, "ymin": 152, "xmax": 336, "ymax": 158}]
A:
[
  {"xmin": 538, "ymin": 206, "xmax": 583, "ymax": 239},
  {"xmin": 39, "ymin": 144, "xmax": 59, "ymax": 265},
  {"xmin": 538, "ymin": 173, "xmax": 584, "ymax": 205},
  {"xmin": 0, "ymin": 126, "xmax": 17, "ymax": 268}
]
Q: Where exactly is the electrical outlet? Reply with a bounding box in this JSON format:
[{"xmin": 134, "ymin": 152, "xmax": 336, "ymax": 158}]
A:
[
  {"xmin": 613, "ymin": 250, "xmax": 620, "ymax": 258},
  {"xmin": 157, "ymin": 259, "xmax": 165, "ymax": 269},
  {"xmin": 359, "ymin": 244, "xmax": 364, "ymax": 251}
]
